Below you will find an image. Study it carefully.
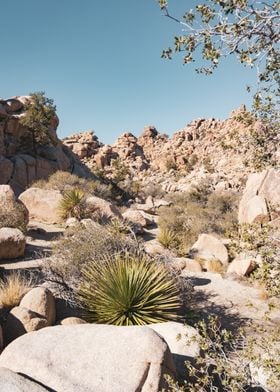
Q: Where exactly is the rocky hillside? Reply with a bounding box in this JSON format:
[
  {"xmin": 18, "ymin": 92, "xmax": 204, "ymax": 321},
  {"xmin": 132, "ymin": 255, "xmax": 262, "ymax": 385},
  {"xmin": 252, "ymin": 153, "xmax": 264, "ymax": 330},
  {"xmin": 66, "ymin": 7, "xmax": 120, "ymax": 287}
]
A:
[
  {"xmin": 63, "ymin": 105, "xmax": 278, "ymax": 193},
  {"xmin": 0, "ymin": 96, "xmax": 91, "ymax": 195}
]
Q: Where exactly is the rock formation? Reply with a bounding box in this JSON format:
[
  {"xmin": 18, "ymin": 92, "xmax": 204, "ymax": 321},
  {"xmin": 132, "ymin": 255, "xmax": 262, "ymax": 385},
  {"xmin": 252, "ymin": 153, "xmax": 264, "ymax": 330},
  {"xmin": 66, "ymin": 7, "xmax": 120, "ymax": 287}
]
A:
[
  {"xmin": 63, "ymin": 106, "xmax": 279, "ymax": 192},
  {"xmin": 0, "ymin": 96, "xmax": 92, "ymax": 195}
]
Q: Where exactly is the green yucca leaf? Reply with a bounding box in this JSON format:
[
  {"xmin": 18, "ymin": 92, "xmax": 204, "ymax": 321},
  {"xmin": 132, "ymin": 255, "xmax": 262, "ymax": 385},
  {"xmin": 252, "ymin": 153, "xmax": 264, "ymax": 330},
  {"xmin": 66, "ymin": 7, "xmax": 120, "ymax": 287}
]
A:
[
  {"xmin": 78, "ymin": 253, "xmax": 180, "ymax": 325},
  {"xmin": 58, "ymin": 188, "xmax": 85, "ymax": 220}
]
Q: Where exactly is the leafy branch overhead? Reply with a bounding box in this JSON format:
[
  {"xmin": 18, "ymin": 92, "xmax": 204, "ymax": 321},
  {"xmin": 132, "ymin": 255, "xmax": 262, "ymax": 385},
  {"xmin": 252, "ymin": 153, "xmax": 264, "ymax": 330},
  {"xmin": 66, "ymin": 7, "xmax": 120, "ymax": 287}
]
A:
[{"xmin": 158, "ymin": 0, "xmax": 279, "ymax": 121}]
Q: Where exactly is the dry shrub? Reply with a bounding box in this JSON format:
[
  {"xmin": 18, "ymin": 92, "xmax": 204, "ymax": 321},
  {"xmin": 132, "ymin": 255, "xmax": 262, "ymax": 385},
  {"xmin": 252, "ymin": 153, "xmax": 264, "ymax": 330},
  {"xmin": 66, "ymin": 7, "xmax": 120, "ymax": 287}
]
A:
[
  {"xmin": 0, "ymin": 202, "xmax": 28, "ymax": 233},
  {"xmin": 32, "ymin": 171, "xmax": 113, "ymax": 201},
  {"xmin": 43, "ymin": 221, "xmax": 140, "ymax": 303},
  {"xmin": 158, "ymin": 190, "xmax": 239, "ymax": 256},
  {"xmin": 0, "ymin": 272, "xmax": 34, "ymax": 310}
]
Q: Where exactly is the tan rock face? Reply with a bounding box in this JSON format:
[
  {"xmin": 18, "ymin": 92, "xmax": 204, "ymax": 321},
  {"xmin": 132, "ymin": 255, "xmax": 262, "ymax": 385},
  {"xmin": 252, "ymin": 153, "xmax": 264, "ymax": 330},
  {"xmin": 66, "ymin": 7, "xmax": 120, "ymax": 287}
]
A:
[
  {"xmin": 190, "ymin": 234, "xmax": 229, "ymax": 266},
  {"xmin": 239, "ymin": 169, "xmax": 280, "ymax": 224},
  {"xmin": 0, "ymin": 96, "xmax": 91, "ymax": 195},
  {"xmin": 0, "ymin": 228, "xmax": 26, "ymax": 260},
  {"xmin": 19, "ymin": 187, "xmax": 62, "ymax": 224},
  {"xmin": 20, "ymin": 287, "xmax": 56, "ymax": 326},
  {"xmin": 227, "ymin": 254, "xmax": 257, "ymax": 276},
  {"xmin": 0, "ymin": 324, "xmax": 176, "ymax": 392},
  {"xmin": 122, "ymin": 209, "xmax": 148, "ymax": 229}
]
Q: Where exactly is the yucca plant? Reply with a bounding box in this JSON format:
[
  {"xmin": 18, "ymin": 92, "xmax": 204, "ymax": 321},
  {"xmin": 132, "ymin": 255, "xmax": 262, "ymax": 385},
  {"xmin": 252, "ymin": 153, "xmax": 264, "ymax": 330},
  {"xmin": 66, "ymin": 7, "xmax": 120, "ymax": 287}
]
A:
[
  {"xmin": 78, "ymin": 253, "xmax": 180, "ymax": 325},
  {"xmin": 157, "ymin": 228, "xmax": 178, "ymax": 250},
  {"xmin": 59, "ymin": 188, "xmax": 85, "ymax": 220}
]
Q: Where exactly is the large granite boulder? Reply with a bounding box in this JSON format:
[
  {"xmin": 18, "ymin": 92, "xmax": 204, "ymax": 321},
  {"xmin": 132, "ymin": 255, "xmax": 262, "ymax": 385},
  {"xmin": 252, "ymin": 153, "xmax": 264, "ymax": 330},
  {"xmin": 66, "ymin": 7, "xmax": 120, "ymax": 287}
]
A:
[
  {"xmin": 4, "ymin": 306, "xmax": 48, "ymax": 344},
  {"xmin": 20, "ymin": 287, "xmax": 56, "ymax": 326},
  {"xmin": 0, "ymin": 324, "xmax": 176, "ymax": 392},
  {"xmin": 239, "ymin": 169, "xmax": 280, "ymax": 224},
  {"xmin": 0, "ymin": 228, "xmax": 26, "ymax": 260},
  {"xmin": 19, "ymin": 187, "xmax": 62, "ymax": 224},
  {"xmin": 190, "ymin": 234, "xmax": 229, "ymax": 267}
]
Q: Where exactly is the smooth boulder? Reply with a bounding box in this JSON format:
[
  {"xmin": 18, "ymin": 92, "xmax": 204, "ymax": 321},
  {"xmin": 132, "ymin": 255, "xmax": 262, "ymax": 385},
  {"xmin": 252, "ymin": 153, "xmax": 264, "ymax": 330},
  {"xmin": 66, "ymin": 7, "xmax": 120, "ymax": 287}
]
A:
[
  {"xmin": 190, "ymin": 234, "xmax": 229, "ymax": 266},
  {"xmin": 20, "ymin": 287, "xmax": 56, "ymax": 326},
  {"xmin": 0, "ymin": 324, "xmax": 176, "ymax": 392},
  {"xmin": 0, "ymin": 228, "xmax": 26, "ymax": 260},
  {"xmin": 148, "ymin": 322, "xmax": 200, "ymax": 378},
  {"xmin": 19, "ymin": 187, "xmax": 62, "ymax": 224},
  {"xmin": 85, "ymin": 196, "xmax": 122, "ymax": 221},
  {"xmin": 4, "ymin": 306, "xmax": 48, "ymax": 343}
]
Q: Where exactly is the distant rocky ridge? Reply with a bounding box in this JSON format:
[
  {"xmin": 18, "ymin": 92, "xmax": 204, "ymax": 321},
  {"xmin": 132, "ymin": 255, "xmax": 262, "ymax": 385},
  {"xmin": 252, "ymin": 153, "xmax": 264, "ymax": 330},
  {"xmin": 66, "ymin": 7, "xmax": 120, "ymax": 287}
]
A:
[
  {"xmin": 0, "ymin": 96, "xmax": 92, "ymax": 195},
  {"xmin": 63, "ymin": 105, "xmax": 279, "ymax": 192}
]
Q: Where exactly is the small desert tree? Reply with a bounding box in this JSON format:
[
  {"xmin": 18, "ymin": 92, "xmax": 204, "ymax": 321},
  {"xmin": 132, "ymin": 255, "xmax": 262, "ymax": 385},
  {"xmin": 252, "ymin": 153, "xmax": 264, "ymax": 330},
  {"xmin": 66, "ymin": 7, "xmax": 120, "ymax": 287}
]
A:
[{"xmin": 19, "ymin": 91, "xmax": 57, "ymax": 153}]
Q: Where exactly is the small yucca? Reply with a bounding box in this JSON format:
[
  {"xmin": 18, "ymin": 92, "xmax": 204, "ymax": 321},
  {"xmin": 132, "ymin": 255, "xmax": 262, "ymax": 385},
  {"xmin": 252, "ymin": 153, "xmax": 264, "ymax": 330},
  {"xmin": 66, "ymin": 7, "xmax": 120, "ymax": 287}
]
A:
[
  {"xmin": 78, "ymin": 253, "xmax": 180, "ymax": 325},
  {"xmin": 0, "ymin": 272, "xmax": 34, "ymax": 310},
  {"xmin": 59, "ymin": 188, "xmax": 85, "ymax": 220},
  {"xmin": 157, "ymin": 228, "xmax": 178, "ymax": 249}
]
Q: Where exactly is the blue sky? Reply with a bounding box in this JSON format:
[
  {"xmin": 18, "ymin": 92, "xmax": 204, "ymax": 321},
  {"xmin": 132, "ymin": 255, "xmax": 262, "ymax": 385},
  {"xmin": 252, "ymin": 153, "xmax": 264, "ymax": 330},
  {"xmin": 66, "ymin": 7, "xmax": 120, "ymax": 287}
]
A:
[{"xmin": 0, "ymin": 0, "xmax": 257, "ymax": 144}]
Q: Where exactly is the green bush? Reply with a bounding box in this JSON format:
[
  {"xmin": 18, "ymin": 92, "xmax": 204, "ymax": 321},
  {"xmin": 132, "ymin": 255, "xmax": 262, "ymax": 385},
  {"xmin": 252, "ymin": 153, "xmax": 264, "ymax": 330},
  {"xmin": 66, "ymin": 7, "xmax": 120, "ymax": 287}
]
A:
[
  {"xmin": 58, "ymin": 189, "xmax": 86, "ymax": 220},
  {"xmin": 78, "ymin": 252, "xmax": 180, "ymax": 325}
]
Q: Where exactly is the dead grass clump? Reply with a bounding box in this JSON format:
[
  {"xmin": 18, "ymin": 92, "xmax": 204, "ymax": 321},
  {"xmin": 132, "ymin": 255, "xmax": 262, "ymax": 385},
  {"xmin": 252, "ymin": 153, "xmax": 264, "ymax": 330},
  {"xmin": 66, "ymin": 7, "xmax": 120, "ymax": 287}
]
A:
[{"xmin": 0, "ymin": 272, "xmax": 34, "ymax": 310}]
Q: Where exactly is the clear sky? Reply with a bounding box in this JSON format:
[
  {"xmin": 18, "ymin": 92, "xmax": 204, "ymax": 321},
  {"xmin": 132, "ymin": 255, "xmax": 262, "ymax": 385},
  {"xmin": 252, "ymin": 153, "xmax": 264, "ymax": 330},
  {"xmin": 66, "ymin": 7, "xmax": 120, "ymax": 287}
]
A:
[{"xmin": 0, "ymin": 0, "xmax": 257, "ymax": 144}]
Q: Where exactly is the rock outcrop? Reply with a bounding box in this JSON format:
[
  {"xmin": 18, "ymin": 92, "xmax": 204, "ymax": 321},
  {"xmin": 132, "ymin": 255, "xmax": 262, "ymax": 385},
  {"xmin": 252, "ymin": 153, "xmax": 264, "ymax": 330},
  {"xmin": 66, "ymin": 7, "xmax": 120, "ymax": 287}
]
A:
[
  {"xmin": 239, "ymin": 168, "xmax": 280, "ymax": 224},
  {"xmin": 63, "ymin": 106, "xmax": 278, "ymax": 192},
  {"xmin": 0, "ymin": 96, "xmax": 92, "ymax": 195}
]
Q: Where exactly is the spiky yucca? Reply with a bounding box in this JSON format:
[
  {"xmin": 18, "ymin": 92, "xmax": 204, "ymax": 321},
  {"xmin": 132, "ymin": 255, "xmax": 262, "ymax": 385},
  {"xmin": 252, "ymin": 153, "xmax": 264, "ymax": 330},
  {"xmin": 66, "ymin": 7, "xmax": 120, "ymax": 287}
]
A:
[
  {"xmin": 157, "ymin": 228, "xmax": 178, "ymax": 249},
  {"xmin": 59, "ymin": 188, "xmax": 85, "ymax": 220},
  {"xmin": 78, "ymin": 253, "xmax": 180, "ymax": 325}
]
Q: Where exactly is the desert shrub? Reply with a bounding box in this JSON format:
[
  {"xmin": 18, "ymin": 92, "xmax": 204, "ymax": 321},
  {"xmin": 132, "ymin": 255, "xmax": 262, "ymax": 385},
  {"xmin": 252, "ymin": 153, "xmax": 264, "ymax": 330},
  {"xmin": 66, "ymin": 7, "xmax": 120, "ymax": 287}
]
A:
[
  {"xmin": 32, "ymin": 170, "xmax": 113, "ymax": 201},
  {"xmin": 165, "ymin": 315, "xmax": 280, "ymax": 391},
  {"xmin": 58, "ymin": 189, "xmax": 86, "ymax": 220},
  {"xmin": 158, "ymin": 191, "xmax": 239, "ymax": 256},
  {"xmin": 229, "ymin": 224, "xmax": 280, "ymax": 298},
  {"xmin": 78, "ymin": 252, "xmax": 180, "ymax": 325},
  {"xmin": 110, "ymin": 158, "xmax": 130, "ymax": 183},
  {"xmin": 43, "ymin": 221, "xmax": 140, "ymax": 303},
  {"xmin": 165, "ymin": 158, "xmax": 177, "ymax": 171},
  {"xmin": 0, "ymin": 272, "xmax": 34, "ymax": 310},
  {"xmin": 0, "ymin": 202, "xmax": 28, "ymax": 233}
]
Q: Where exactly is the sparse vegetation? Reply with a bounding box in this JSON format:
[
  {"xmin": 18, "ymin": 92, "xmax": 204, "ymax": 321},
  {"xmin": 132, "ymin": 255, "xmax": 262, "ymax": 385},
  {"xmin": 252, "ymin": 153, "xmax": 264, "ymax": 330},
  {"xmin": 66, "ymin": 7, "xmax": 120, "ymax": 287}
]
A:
[
  {"xmin": 0, "ymin": 272, "xmax": 34, "ymax": 310},
  {"xmin": 78, "ymin": 252, "xmax": 180, "ymax": 325},
  {"xmin": 32, "ymin": 171, "xmax": 113, "ymax": 201},
  {"xmin": 158, "ymin": 189, "xmax": 239, "ymax": 256},
  {"xmin": 43, "ymin": 221, "xmax": 140, "ymax": 303},
  {"xmin": 164, "ymin": 315, "xmax": 280, "ymax": 391}
]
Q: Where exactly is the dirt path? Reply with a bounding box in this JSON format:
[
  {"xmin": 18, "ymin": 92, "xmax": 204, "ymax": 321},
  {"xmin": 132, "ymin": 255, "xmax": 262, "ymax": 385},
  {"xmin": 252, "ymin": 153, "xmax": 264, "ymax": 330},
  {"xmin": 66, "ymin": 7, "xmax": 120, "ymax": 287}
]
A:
[{"xmin": 183, "ymin": 270, "xmax": 280, "ymax": 329}]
